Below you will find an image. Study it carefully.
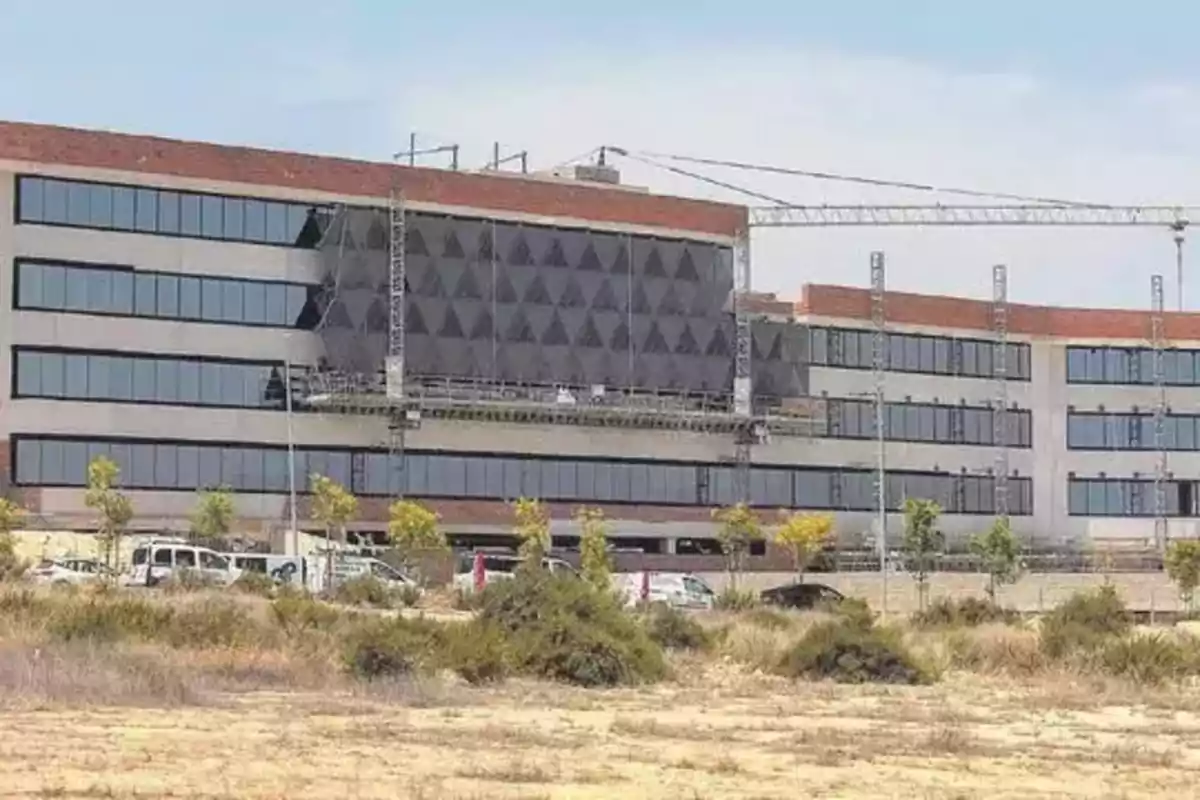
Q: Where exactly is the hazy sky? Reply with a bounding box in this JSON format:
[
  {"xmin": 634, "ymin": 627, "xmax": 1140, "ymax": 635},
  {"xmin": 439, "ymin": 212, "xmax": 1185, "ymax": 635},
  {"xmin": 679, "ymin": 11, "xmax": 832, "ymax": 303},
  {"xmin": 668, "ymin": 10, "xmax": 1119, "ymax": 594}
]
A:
[{"xmin": 5, "ymin": 1, "xmax": 1200, "ymax": 310}]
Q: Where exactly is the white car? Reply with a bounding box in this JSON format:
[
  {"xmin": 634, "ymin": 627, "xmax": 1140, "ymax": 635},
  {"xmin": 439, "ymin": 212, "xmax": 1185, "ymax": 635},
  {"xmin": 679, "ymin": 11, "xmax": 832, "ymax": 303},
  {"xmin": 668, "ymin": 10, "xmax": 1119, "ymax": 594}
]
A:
[
  {"xmin": 452, "ymin": 552, "xmax": 578, "ymax": 593},
  {"xmin": 614, "ymin": 571, "xmax": 716, "ymax": 610},
  {"xmin": 28, "ymin": 558, "xmax": 115, "ymax": 586},
  {"xmin": 124, "ymin": 538, "xmax": 241, "ymax": 587}
]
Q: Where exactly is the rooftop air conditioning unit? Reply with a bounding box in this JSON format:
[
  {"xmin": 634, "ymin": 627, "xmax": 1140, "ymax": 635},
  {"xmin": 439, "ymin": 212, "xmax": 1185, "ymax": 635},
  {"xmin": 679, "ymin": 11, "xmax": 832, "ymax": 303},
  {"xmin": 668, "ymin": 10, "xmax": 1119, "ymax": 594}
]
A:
[{"xmin": 552, "ymin": 164, "xmax": 621, "ymax": 185}]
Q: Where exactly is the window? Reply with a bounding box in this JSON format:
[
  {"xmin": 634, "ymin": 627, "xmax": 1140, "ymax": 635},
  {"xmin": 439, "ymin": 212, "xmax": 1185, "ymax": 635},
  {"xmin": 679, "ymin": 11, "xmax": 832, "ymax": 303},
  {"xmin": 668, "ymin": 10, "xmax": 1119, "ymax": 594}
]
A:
[
  {"xmin": 15, "ymin": 176, "xmax": 323, "ymax": 248},
  {"xmin": 11, "ymin": 436, "xmax": 1033, "ymax": 515},
  {"xmin": 825, "ymin": 398, "xmax": 1032, "ymax": 448},
  {"xmin": 1066, "ymin": 345, "xmax": 1200, "ymax": 386},
  {"xmin": 1068, "ymin": 412, "xmax": 1200, "ymax": 451},
  {"xmin": 13, "ymin": 259, "xmax": 316, "ymax": 330},
  {"xmin": 810, "ymin": 326, "xmax": 1029, "ymax": 380}
]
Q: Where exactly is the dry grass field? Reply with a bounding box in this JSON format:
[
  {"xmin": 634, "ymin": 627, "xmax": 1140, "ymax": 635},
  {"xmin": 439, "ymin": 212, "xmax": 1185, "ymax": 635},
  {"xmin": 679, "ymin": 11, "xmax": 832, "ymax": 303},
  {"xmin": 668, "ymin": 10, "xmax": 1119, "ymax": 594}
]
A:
[{"xmin": 3, "ymin": 581, "xmax": 1200, "ymax": 799}]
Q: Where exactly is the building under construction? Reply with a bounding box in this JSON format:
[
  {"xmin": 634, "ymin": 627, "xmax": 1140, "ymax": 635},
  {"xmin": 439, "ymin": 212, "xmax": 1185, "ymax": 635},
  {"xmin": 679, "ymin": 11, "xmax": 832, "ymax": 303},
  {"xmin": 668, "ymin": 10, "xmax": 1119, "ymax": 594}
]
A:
[{"xmin": 1, "ymin": 120, "xmax": 1196, "ymax": 558}]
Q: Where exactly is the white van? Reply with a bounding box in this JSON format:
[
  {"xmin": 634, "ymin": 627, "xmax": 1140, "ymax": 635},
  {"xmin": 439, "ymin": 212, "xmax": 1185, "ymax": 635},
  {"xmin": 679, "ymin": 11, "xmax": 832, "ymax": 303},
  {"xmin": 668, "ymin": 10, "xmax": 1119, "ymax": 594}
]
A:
[
  {"xmin": 614, "ymin": 571, "xmax": 716, "ymax": 610},
  {"xmin": 306, "ymin": 553, "xmax": 419, "ymax": 595},
  {"xmin": 124, "ymin": 538, "xmax": 241, "ymax": 587},
  {"xmin": 452, "ymin": 552, "xmax": 578, "ymax": 593},
  {"xmin": 225, "ymin": 553, "xmax": 305, "ymax": 586}
]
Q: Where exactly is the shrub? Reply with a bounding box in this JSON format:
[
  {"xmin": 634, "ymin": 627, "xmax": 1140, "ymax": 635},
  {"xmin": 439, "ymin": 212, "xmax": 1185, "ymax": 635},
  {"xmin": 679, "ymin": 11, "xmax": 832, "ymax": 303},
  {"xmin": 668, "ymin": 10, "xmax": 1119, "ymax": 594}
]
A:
[
  {"xmin": 643, "ymin": 603, "xmax": 712, "ymax": 651},
  {"xmin": 47, "ymin": 595, "xmax": 173, "ymax": 643},
  {"xmin": 342, "ymin": 619, "xmax": 425, "ymax": 680},
  {"xmin": 777, "ymin": 619, "xmax": 932, "ymax": 685},
  {"xmin": 1098, "ymin": 634, "xmax": 1189, "ymax": 685},
  {"xmin": 164, "ymin": 598, "xmax": 265, "ymax": 649},
  {"xmin": 334, "ymin": 575, "xmax": 395, "ymax": 608},
  {"xmin": 270, "ymin": 593, "xmax": 343, "ymax": 634},
  {"xmin": 743, "ymin": 607, "xmax": 793, "ymax": 631},
  {"xmin": 159, "ymin": 569, "xmax": 222, "ymax": 594},
  {"xmin": 396, "ymin": 584, "xmax": 422, "ymax": 609},
  {"xmin": 231, "ymin": 571, "xmax": 277, "ymax": 598},
  {"xmin": 912, "ymin": 596, "xmax": 1019, "ymax": 629},
  {"xmin": 713, "ymin": 587, "xmax": 760, "ymax": 612},
  {"xmin": 1039, "ymin": 585, "xmax": 1132, "ymax": 659},
  {"xmin": 436, "ymin": 620, "xmax": 509, "ymax": 684},
  {"xmin": 479, "ymin": 572, "xmax": 665, "ymax": 687},
  {"xmin": 945, "ymin": 625, "xmax": 1045, "ymax": 676},
  {"xmin": 827, "ymin": 597, "xmax": 875, "ymax": 630}
]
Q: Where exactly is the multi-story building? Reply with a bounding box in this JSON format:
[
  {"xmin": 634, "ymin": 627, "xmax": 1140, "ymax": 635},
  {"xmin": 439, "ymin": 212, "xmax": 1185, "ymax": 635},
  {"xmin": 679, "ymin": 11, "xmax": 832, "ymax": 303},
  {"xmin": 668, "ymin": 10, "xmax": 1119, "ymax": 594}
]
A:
[{"xmin": 0, "ymin": 120, "xmax": 1191, "ymax": 555}]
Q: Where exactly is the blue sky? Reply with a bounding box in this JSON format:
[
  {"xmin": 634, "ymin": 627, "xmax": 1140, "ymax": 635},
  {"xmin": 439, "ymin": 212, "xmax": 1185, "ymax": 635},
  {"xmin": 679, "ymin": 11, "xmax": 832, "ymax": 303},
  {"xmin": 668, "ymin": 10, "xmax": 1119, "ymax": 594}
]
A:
[{"xmin": 5, "ymin": 2, "xmax": 1200, "ymax": 308}]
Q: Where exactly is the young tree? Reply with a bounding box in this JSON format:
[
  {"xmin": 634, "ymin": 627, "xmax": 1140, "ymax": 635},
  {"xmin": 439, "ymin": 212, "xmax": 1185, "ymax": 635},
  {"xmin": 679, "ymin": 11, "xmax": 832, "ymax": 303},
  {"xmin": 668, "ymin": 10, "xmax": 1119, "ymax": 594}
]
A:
[
  {"xmin": 774, "ymin": 510, "xmax": 834, "ymax": 584},
  {"xmin": 901, "ymin": 497, "xmax": 944, "ymax": 612},
  {"xmin": 190, "ymin": 486, "xmax": 235, "ymax": 546},
  {"xmin": 513, "ymin": 497, "xmax": 551, "ymax": 569},
  {"xmin": 574, "ymin": 506, "xmax": 612, "ymax": 589},
  {"xmin": 712, "ymin": 503, "xmax": 764, "ymax": 590},
  {"xmin": 0, "ymin": 497, "xmax": 28, "ymax": 581},
  {"xmin": 84, "ymin": 456, "xmax": 134, "ymax": 577},
  {"xmin": 388, "ymin": 499, "xmax": 447, "ymax": 578},
  {"xmin": 969, "ymin": 517, "xmax": 1023, "ymax": 603},
  {"xmin": 310, "ymin": 474, "xmax": 359, "ymax": 590},
  {"xmin": 1165, "ymin": 539, "xmax": 1200, "ymax": 611}
]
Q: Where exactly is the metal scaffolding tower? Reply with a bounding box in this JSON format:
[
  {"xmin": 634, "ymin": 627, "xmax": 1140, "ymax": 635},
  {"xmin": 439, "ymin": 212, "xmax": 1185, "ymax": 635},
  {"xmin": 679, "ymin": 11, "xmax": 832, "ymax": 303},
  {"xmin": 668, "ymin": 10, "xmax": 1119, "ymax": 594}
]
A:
[
  {"xmin": 732, "ymin": 227, "xmax": 754, "ymax": 503},
  {"xmin": 870, "ymin": 252, "xmax": 888, "ymax": 613},
  {"xmin": 1151, "ymin": 274, "xmax": 1169, "ymax": 550},
  {"xmin": 992, "ymin": 265, "xmax": 1010, "ymax": 523},
  {"xmin": 386, "ymin": 167, "xmax": 409, "ymax": 496}
]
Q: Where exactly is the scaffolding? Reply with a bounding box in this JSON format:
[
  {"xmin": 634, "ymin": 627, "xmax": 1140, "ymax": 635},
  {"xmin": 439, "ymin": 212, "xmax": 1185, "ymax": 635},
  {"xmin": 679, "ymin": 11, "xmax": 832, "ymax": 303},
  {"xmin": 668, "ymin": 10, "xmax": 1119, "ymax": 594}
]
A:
[
  {"xmin": 869, "ymin": 252, "xmax": 887, "ymax": 593},
  {"xmin": 1151, "ymin": 273, "xmax": 1168, "ymax": 551},
  {"xmin": 733, "ymin": 227, "xmax": 754, "ymax": 503},
  {"xmin": 386, "ymin": 170, "xmax": 410, "ymax": 497},
  {"xmin": 992, "ymin": 265, "xmax": 1010, "ymax": 523}
]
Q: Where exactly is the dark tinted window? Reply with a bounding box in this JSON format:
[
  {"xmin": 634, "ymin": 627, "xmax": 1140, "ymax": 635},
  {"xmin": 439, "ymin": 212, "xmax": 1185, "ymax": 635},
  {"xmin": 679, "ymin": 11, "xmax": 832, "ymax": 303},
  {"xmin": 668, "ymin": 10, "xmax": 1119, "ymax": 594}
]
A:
[{"xmin": 811, "ymin": 326, "xmax": 1030, "ymax": 381}]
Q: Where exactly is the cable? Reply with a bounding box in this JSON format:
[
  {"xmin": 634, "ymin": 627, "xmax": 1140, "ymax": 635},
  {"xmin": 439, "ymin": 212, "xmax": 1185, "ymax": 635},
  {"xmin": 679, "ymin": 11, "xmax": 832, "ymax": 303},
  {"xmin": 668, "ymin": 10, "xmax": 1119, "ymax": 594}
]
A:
[
  {"xmin": 612, "ymin": 149, "xmax": 799, "ymax": 207},
  {"xmin": 624, "ymin": 149, "xmax": 1109, "ymax": 208}
]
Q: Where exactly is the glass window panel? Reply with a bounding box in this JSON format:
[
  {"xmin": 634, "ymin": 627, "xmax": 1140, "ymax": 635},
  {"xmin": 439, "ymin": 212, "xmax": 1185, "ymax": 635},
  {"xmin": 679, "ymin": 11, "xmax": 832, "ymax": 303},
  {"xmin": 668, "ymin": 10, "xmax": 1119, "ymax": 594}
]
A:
[
  {"xmin": 888, "ymin": 335, "xmax": 905, "ymax": 371},
  {"xmin": 904, "ymin": 336, "xmax": 921, "ymax": 371},
  {"xmin": 179, "ymin": 276, "xmax": 201, "ymax": 319},
  {"xmin": 263, "ymin": 449, "xmax": 288, "ymax": 492},
  {"xmin": 795, "ymin": 471, "xmax": 831, "ymax": 507},
  {"xmin": 64, "ymin": 268, "xmax": 89, "ymax": 312},
  {"xmin": 326, "ymin": 452, "xmax": 352, "ymax": 488},
  {"xmin": 153, "ymin": 444, "xmax": 178, "ymax": 489},
  {"xmin": 88, "ymin": 184, "xmax": 113, "ymax": 227},
  {"xmin": 134, "ymin": 273, "xmax": 157, "ymax": 316},
  {"xmin": 85, "ymin": 268, "xmax": 112, "ymax": 312},
  {"xmin": 961, "ymin": 341, "xmax": 978, "ymax": 376},
  {"xmin": 111, "ymin": 187, "xmax": 135, "ymax": 230},
  {"xmin": 157, "ymin": 190, "xmax": 180, "ymax": 233},
  {"xmin": 87, "ymin": 357, "xmax": 111, "ymax": 400},
  {"xmin": 157, "ymin": 275, "xmax": 180, "ymax": 318},
  {"xmin": 41, "ymin": 264, "xmax": 66, "ymax": 309},
  {"xmin": 40, "ymin": 441, "xmax": 65, "ymax": 484},
  {"xmin": 17, "ymin": 176, "xmax": 44, "ymax": 222},
  {"xmin": 286, "ymin": 285, "xmax": 306, "ymax": 326},
  {"xmin": 199, "ymin": 363, "xmax": 222, "ymax": 405},
  {"xmin": 244, "ymin": 200, "xmax": 267, "ymax": 242},
  {"xmin": 39, "ymin": 353, "xmax": 64, "ymax": 398},
  {"xmin": 132, "ymin": 359, "xmax": 156, "ymax": 402},
  {"xmin": 155, "ymin": 359, "xmax": 179, "ymax": 403},
  {"xmin": 130, "ymin": 444, "xmax": 155, "ymax": 488},
  {"xmin": 201, "ymin": 195, "xmax": 224, "ymax": 239},
  {"xmin": 918, "ymin": 338, "xmax": 935, "ymax": 372},
  {"xmin": 64, "ymin": 354, "xmax": 88, "ymax": 398},
  {"xmin": 177, "ymin": 445, "xmax": 199, "ymax": 489},
  {"xmin": 221, "ymin": 281, "xmax": 243, "ymax": 323},
  {"xmin": 221, "ymin": 448, "xmax": 244, "ymax": 488},
  {"xmin": 264, "ymin": 283, "xmax": 287, "ymax": 325},
  {"xmin": 287, "ymin": 205, "xmax": 308, "ymax": 243},
  {"xmin": 463, "ymin": 457, "xmax": 487, "ymax": 498},
  {"xmin": 15, "ymin": 351, "xmax": 41, "ymax": 396},
  {"xmin": 918, "ymin": 405, "xmax": 935, "ymax": 441},
  {"xmin": 66, "ymin": 182, "xmax": 91, "ymax": 225},
  {"xmin": 242, "ymin": 448, "xmax": 264, "ymax": 491},
  {"xmin": 14, "ymin": 439, "xmax": 41, "ymax": 484},
  {"xmin": 201, "ymin": 279, "xmax": 222, "ymax": 321},
  {"xmin": 177, "ymin": 361, "xmax": 200, "ymax": 403},
  {"xmin": 484, "ymin": 457, "xmax": 506, "ymax": 500},
  {"xmin": 223, "ymin": 198, "xmax": 245, "ymax": 240},
  {"xmin": 134, "ymin": 188, "xmax": 158, "ymax": 232},
  {"xmin": 219, "ymin": 363, "xmax": 245, "ymax": 407},
  {"xmin": 809, "ymin": 328, "xmax": 828, "ymax": 364},
  {"xmin": 590, "ymin": 462, "xmax": 612, "ymax": 501},
  {"xmin": 42, "ymin": 179, "xmax": 69, "ymax": 224},
  {"xmin": 197, "ymin": 446, "xmax": 222, "ymax": 488},
  {"xmin": 110, "ymin": 271, "xmax": 134, "ymax": 314},
  {"xmin": 405, "ymin": 454, "xmax": 428, "ymax": 495},
  {"xmin": 17, "ymin": 262, "xmax": 43, "ymax": 307},
  {"xmin": 627, "ymin": 463, "xmax": 650, "ymax": 502},
  {"xmin": 242, "ymin": 282, "xmax": 266, "ymax": 325},
  {"xmin": 180, "ymin": 194, "xmax": 202, "ymax": 236},
  {"xmin": 265, "ymin": 202, "xmax": 288, "ymax": 244}
]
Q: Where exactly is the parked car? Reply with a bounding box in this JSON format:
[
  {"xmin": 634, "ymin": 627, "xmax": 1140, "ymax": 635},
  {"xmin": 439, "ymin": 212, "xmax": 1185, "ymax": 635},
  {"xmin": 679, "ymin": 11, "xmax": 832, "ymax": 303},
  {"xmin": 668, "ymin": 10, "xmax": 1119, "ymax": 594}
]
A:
[
  {"xmin": 28, "ymin": 557, "xmax": 115, "ymax": 586},
  {"xmin": 452, "ymin": 552, "xmax": 578, "ymax": 593},
  {"xmin": 306, "ymin": 553, "xmax": 421, "ymax": 595},
  {"xmin": 613, "ymin": 571, "xmax": 716, "ymax": 610},
  {"xmin": 225, "ymin": 553, "xmax": 306, "ymax": 586},
  {"xmin": 760, "ymin": 582, "xmax": 844, "ymax": 610},
  {"xmin": 124, "ymin": 538, "xmax": 241, "ymax": 587}
]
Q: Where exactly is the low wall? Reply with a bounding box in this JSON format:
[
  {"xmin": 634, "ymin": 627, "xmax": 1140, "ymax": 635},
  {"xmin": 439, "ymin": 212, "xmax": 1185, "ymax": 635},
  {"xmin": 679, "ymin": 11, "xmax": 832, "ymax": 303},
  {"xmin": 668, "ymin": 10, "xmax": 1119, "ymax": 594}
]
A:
[{"xmin": 694, "ymin": 571, "xmax": 1184, "ymax": 614}]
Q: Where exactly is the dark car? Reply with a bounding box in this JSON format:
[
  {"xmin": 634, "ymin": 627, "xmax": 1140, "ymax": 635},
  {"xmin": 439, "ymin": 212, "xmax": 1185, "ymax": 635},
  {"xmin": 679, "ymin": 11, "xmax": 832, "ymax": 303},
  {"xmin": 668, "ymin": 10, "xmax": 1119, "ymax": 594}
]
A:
[{"xmin": 760, "ymin": 582, "xmax": 845, "ymax": 610}]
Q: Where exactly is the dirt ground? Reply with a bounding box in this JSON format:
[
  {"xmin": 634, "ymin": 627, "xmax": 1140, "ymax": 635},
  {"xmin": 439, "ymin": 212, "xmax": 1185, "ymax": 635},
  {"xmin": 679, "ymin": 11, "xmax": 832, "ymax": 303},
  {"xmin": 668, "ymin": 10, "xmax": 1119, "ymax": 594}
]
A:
[{"xmin": 4, "ymin": 665, "xmax": 1199, "ymax": 800}]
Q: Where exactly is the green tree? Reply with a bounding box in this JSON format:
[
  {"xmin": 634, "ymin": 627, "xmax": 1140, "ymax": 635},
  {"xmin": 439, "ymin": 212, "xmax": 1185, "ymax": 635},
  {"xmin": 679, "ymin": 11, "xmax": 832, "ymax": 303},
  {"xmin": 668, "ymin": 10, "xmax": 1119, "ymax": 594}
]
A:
[
  {"xmin": 774, "ymin": 510, "xmax": 834, "ymax": 584},
  {"xmin": 575, "ymin": 506, "xmax": 612, "ymax": 589},
  {"xmin": 190, "ymin": 486, "xmax": 235, "ymax": 546},
  {"xmin": 712, "ymin": 503, "xmax": 764, "ymax": 590},
  {"xmin": 0, "ymin": 497, "xmax": 28, "ymax": 581},
  {"xmin": 84, "ymin": 456, "xmax": 134, "ymax": 577},
  {"xmin": 969, "ymin": 517, "xmax": 1023, "ymax": 603},
  {"xmin": 513, "ymin": 497, "xmax": 551, "ymax": 569},
  {"xmin": 310, "ymin": 474, "xmax": 359, "ymax": 590},
  {"xmin": 1165, "ymin": 539, "xmax": 1200, "ymax": 611},
  {"xmin": 901, "ymin": 498, "xmax": 944, "ymax": 612},
  {"xmin": 388, "ymin": 499, "xmax": 447, "ymax": 578}
]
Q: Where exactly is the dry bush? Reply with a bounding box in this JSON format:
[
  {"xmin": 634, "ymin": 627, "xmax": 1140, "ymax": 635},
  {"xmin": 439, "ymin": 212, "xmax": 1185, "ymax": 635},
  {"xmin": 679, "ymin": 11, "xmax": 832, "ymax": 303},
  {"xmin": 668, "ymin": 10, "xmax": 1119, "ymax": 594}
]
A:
[
  {"xmin": 943, "ymin": 624, "xmax": 1047, "ymax": 676},
  {"xmin": 643, "ymin": 604, "xmax": 712, "ymax": 651},
  {"xmin": 718, "ymin": 624, "xmax": 793, "ymax": 672},
  {"xmin": 1040, "ymin": 584, "xmax": 1133, "ymax": 660},
  {"xmin": 777, "ymin": 619, "xmax": 934, "ymax": 685},
  {"xmin": 912, "ymin": 596, "xmax": 1019, "ymax": 629}
]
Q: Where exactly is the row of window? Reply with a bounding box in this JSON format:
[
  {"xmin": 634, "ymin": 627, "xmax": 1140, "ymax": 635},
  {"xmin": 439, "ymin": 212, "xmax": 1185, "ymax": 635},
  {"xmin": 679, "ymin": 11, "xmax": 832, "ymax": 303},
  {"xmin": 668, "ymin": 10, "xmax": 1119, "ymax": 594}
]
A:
[
  {"xmin": 1066, "ymin": 412, "xmax": 1200, "ymax": 451},
  {"xmin": 810, "ymin": 327, "xmax": 1031, "ymax": 381},
  {"xmin": 13, "ymin": 349, "xmax": 290, "ymax": 410},
  {"xmin": 15, "ymin": 260, "xmax": 317, "ymax": 329},
  {"xmin": 1066, "ymin": 346, "xmax": 1200, "ymax": 386},
  {"xmin": 1068, "ymin": 478, "xmax": 1200, "ymax": 517},
  {"xmin": 827, "ymin": 398, "xmax": 1032, "ymax": 447},
  {"xmin": 11, "ymin": 437, "xmax": 1032, "ymax": 514},
  {"xmin": 16, "ymin": 176, "xmax": 320, "ymax": 247}
]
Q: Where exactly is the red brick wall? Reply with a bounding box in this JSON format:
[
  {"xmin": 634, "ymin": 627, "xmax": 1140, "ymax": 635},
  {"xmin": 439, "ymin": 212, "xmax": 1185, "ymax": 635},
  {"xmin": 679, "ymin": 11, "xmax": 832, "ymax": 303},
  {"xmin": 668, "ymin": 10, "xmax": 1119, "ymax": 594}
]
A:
[{"xmin": 0, "ymin": 121, "xmax": 745, "ymax": 238}]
